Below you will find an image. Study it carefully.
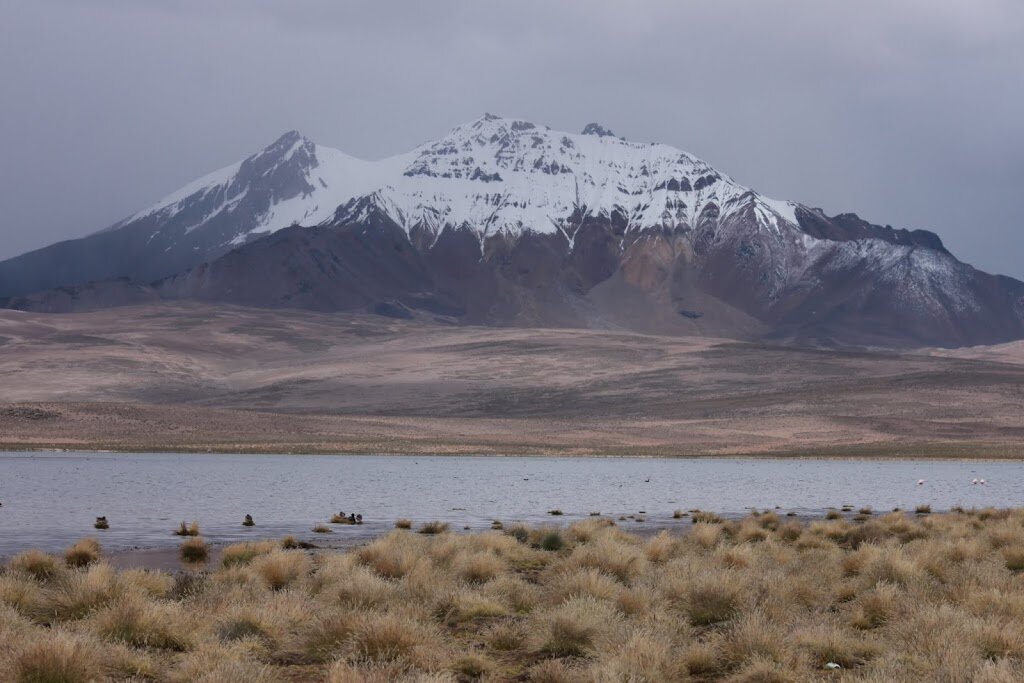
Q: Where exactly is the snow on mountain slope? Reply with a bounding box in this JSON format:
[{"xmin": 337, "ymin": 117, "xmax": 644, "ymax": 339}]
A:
[
  {"xmin": 120, "ymin": 132, "xmax": 410, "ymax": 248},
  {"xmin": 116, "ymin": 114, "xmax": 801, "ymax": 254},
  {"xmin": 5, "ymin": 113, "xmax": 1023, "ymax": 349},
  {"xmin": 335, "ymin": 113, "xmax": 801, "ymax": 245}
]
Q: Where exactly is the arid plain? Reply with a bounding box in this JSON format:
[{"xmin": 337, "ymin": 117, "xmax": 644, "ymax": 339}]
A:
[{"xmin": 1, "ymin": 304, "xmax": 1022, "ymax": 457}]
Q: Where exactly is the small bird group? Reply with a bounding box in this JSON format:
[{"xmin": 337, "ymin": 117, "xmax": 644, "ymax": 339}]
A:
[
  {"xmin": 336, "ymin": 511, "xmax": 363, "ymax": 525},
  {"xmin": 971, "ymin": 478, "xmax": 987, "ymax": 485}
]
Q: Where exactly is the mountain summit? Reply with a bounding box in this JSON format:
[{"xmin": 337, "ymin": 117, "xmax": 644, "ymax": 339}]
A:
[{"xmin": 3, "ymin": 115, "xmax": 1023, "ymax": 347}]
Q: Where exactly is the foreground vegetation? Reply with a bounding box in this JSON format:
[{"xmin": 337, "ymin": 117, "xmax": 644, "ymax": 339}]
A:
[{"xmin": 5, "ymin": 510, "xmax": 1024, "ymax": 681}]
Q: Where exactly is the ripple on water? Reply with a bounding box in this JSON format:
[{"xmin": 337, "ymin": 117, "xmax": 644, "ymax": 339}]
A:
[{"xmin": 0, "ymin": 452, "xmax": 1019, "ymax": 556}]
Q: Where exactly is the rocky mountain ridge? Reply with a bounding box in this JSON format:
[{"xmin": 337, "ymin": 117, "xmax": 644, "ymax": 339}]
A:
[{"xmin": 3, "ymin": 115, "xmax": 1022, "ymax": 348}]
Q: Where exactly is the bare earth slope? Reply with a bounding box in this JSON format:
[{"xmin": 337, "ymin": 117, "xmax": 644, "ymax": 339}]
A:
[{"xmin": 0, "ymin": 304, "xmax": 1022, "ymax": 456}]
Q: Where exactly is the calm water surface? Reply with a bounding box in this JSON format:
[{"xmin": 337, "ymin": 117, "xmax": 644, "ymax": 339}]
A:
[{"xmin": 0, "ymin": 452, "xmax": 1020, "ymax": 557}]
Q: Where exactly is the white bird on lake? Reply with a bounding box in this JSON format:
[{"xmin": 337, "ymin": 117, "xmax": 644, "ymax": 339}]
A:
[
  {"xmin": 917, "ymin": 479, "xmax": 925, "ymax": 486},
  {"xmin": 980, "ymin": 479, "xmax": 986, "ymax": 485},
  {"xmin": 972, "ymin": 478, "xmax": 979, "ymax": 485}
]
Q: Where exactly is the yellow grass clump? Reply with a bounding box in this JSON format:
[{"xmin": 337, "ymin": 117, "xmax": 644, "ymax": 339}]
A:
[
  {"xmin": 3, "ymin": 509, "xmax": 1024, "ymax": 680},
  {"xmin": 179, "ymin": 537, "xmax": 208, "ymax": 564},
  {"xmin": 11, "ymin": 631, "xmax": 105, "ymax": 683},
  {"xmin": 220, "ymin": 540, "xmax": 278, "ymax": 568},
  {"xmin": 9, "ymin": 549, "xmax": 59, "ymax": 580},
  {"xmin": 64, "ymin": 538, "xmax": 101, "ymax": 569}
]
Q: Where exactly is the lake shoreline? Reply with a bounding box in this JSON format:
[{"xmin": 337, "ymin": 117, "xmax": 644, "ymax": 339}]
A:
[
  {"xmin": 2, "ymin": 451, "xmax": 1013, "ymax": 561},
  {"xmin": 4, "ymin": 444, "xmax": 1024, "ymax": 461}
]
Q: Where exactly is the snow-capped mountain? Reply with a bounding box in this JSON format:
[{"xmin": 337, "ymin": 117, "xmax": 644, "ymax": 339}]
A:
[
  {"xmin": 335, "ymin": 113, "xmax": 800, "ymax": 244},
  {"xmin": 3, "ymin": 115, "xmax": 1023, "ymax": 348}
]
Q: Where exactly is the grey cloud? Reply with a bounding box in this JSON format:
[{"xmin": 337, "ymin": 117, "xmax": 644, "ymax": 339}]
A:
[{"xmin": 1, "ymin": 0, "xmax": 1021, "ymax": 277}]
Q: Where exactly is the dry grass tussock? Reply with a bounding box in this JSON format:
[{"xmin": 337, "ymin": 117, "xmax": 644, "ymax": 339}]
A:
[{"xmin": 6, "ymin": 510, "xmax": 1024, "ymax": 680}]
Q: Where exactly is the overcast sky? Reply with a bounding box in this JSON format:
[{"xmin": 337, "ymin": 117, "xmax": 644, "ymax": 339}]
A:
[{"xmin": 1, "ymin": 0, "xmax": 1022, "ymax": 277}]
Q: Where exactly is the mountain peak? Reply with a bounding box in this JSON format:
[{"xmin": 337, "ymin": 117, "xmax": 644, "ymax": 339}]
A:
[
  {"xmin": 444, "ymin": 114, "xmax": 546, "ymax": 139},
  {"xmin": 581, "ymin": 122, "xmax": 616, "ymax": 137},
  {"xmin": 4, "ymin": 115, "xmax": 1024, "ymax": 348},
  {"xmin": 259, "ymin": 129, "xmax": 313, "ymax": 159},
  {"xmin": 274, "ymin": 129, "xmax": 305, "ymax": 144}
]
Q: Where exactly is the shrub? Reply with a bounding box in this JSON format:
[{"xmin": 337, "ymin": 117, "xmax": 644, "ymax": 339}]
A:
[
  {"xmin": 486, "ymin": 621, "xmax": 527, "ymax": 651},
  {"xmin": 568, "ymin": 538, "xmax": 646, "ymax": 583},
  {"xmin": 312, "ymin": 525, "xmax": 333, "ymax": 533},
  {"xmin": 221, "ymin": 540, "xmax": 277, "ymax": 568},
  {"xmin": 0, "ymin": 575, "xmax": 42, "ymax": 614},
  {"xmin": 328, "ymin": 566, "xmax": 394, "ymax": 609},
  {"xmin": 592, "ymin": 630, "xmax": 688, "ymax": 681},
  {"xmin": 916, "ymin": 505, "xmax": 932, "ymax": 515},
  {"xmin": 527, "ymin": 659, "xmax": 579, "ymax": 683},
  {"xmin": 348, "ymin": 612, "xmax": 435, "ymax": 664},
  {"xmin": 443, "ymin": 593, "xmax": 508, "ymax": 623},
  {"xmin": 357, "ymin": 539, "xmax": 420, "ymax": 579},
  {"xmin": 64, "ymin": 539, "xmax": 101, "ymax": 569},
  {"xmin": 179, "ymin": 537, "xmax": 209, "ymax": 563},
  {"xmin": 394, "ymin": 519, "xmax": 413, "ymax": 529},
  {"xmin": 796, "ymin": 625, "xmax": 880, "ymax": 669},
  {"xmin": 777, "ymin": 521, "xmax": 803, "ymax": 542},
  {"xmin": 174, "ymin": 521, "xmax": 199, "ymax": 536},
  {"xmin": 688, "ymin": 575, "xmax": 742, "ymax": 625},
  {"xmin": 450, "ymin": 653, "xmax": 494, "ymax": 678},
  {"xmin": 690, "ymin": 523, "xmax": 723, "ymax": 549},
  {"xmin": 542, "ymin": 614, "xmax": 596, "ymax": 656},
  {"xmin": 506, "ymin": 525, "xmax": 530, "ymax": 544},
  {"xmin": 40, "ymin": 563, "xmax": 120, "ymax": 621},
  {"xmin": 548, "ymin": 509, "xmax": 564, "ymax": 516},
  {"xmin": 1004, "ymin": 548, "xmax": 1024, "ymax": 572},
  {"xmin": 691, "ymin": 510, "xmax": 723, "ymax": 524},
  {"xmin": 216, "ymin": 615, "xmax": 269, "ymax": 643},
  {"xmin": 12, "ymin": 632, "xmax": 103, "ymax": 683},
  {"xmin": 756, "ymin": 511, "xmax": 780, "ymax": 530},
  {"xmin": 252, "ymin": 550, "xmax": 311, "ymax": 590},
  {"xmin": 296, "ymin": 611, "xmax": 357, "ymax": 663},
  {"xmin": 548, "ymin": 567, "xmax": 620, "ymax": 603},
  {"xmin": 539, "ymin": 597, "xmax": 617, "ymax": 657},
  {"xmin": 418, "ymin": 521, "xmax": 449, "ymax": 535},
  {"xmin": 644, "ymin": 530, "xmax": 676, "ymax": 562},
  {"xmin": 683, "ymin": 640, "xmax": 723, "ymax": 676},
  {"xmin": 566, "ymin": 518, "xmax": 614, "ymax": 543},
  {"xmin": 120, "ymin": 568, "xmax": 173, "ymax": 599},
  {"xmin": 737, "ymin": 521, "xmax": 769, "ymax": 543},
  {"xmin": 826, "ymin": 510, "xmax": 843, "ymax": 520},
  {"xmin": 95, "ymin": 597, "xmax": 190, "ymax": 650},
  {"xmin": 11, "ymin": 508, "xmax": 1024, "ymax": 681},
  {"xmin": 453, "ymin": 552, "xmax": 504, "ymax": 584},
  {"xmin": 539, "ymin": 531, "xmax": 565, "ymax": 552},
  {"xmin": 9, "ymin": 550, "xmax": 59, "ymax": 580}
]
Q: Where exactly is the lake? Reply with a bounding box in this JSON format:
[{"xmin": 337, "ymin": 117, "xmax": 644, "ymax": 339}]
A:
[{"xmin": 0, "ymin": 452, "xmax": 1019, "ymax": 557}]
